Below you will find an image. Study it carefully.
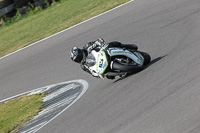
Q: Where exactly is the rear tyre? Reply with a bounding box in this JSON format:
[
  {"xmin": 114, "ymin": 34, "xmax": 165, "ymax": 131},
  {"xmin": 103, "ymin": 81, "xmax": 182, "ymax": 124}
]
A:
[{"xmin": 139, "ymin": 51, "xmax": 151, "ymax": 65}]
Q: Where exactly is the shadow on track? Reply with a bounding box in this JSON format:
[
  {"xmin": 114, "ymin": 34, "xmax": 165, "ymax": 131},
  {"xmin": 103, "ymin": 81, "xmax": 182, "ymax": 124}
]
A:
[{"xmin": 113, "ymin": 55, "xmax": 167, "ymax": 82}]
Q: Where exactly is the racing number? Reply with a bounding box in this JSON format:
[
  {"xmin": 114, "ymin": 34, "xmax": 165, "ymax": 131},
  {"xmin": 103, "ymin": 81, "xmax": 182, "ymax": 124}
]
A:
[{"xmin": 99, "ymin": 59, "xmax": 103, "ymax": 67}]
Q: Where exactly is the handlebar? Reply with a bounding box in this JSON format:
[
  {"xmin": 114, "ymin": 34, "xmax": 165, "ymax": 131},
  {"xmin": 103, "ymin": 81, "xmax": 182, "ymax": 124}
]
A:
[{"xmin": 95, "ymin": 38, "xmax": 109, "ymax": 51}]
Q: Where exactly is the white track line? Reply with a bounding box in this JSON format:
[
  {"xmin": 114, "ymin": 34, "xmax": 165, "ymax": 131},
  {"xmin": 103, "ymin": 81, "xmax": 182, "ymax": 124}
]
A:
[
  {"xmin": 31, "ymin": 80, "xmax": 88, "ymax": 133},
  {"xmin": 0, "ymin": 79, "xmax": 88, "ymax": 103},
  {"xmin": 0, "ymin": 79, "xmax": 88, "ymax": 132},
  {"xmin": 0, "ymin": 0, "xmax": 135, "ymax": 60}
]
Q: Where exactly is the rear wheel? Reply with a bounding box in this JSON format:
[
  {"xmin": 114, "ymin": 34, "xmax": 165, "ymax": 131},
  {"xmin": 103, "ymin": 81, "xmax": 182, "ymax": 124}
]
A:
[{"xmin": 139, "ymin": 51, "xmax": 151, "ymax": 65}]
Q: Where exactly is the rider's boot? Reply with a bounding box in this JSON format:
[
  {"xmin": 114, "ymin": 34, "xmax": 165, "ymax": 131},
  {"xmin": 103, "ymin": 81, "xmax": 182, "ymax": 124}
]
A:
[
  {"xmin": 108, "ymin": 41, "xmax": 138, "ymax": 51},
  {"xmin": 122, "ymin": 44, "xmax": 138, "ymax": 51}
]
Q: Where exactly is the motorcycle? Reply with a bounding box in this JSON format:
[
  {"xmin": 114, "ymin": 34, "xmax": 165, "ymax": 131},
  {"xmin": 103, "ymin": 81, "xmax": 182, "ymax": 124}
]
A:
[{"xmin": 84, "ymin": 39, "xmax": 151, "ymax": 79}]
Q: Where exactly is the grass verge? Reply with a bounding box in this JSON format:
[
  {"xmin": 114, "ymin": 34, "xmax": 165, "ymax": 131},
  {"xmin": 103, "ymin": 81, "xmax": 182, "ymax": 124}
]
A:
[
  {"xmin": 0, "ymin": 94, "xmax": 44, "ymax": 133},
  {"xmin": 0, "ymin": 0, "xmax": 130, "ymax": 57}
]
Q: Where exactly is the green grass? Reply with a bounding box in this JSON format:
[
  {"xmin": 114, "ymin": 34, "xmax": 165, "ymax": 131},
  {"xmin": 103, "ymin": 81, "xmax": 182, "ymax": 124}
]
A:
[
  {"xmin": 0, "ymin": 0, "xmax": 130, "ymax": 57},
  {"xmin": 0, "ymin": 94, "xmax": 44, "ymax": 133}
]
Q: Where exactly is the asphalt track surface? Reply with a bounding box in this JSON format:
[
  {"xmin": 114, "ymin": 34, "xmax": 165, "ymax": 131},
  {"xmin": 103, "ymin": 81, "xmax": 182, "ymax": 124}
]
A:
[{"xmin": 1, "ymin": 0, "xmax": 200, "ymax": 132}]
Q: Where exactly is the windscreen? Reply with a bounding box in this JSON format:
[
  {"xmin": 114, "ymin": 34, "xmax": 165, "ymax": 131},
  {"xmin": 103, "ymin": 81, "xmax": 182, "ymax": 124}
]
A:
[{"xmin": 85, "ymin": 53, "xmax": 96, "ymax": 67}]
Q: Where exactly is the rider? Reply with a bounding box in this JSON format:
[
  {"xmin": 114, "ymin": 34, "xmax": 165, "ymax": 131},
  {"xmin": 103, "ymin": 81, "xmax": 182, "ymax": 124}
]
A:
[{"xmin": 69, "ymin": 38, "xmax": 138, "ymax": 79}]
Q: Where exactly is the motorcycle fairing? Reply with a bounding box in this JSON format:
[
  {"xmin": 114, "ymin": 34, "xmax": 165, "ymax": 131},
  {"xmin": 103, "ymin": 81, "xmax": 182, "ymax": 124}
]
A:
[
  {"xmin": 89, "ymin": 50, "xmax": 108, "ymax": 75},
  {"xmin": 107, "ymin": 48, "xmax": 144, "ymax": 65}
]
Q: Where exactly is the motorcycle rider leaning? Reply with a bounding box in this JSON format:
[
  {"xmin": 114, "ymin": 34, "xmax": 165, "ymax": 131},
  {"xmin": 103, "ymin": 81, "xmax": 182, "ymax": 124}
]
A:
[{"xmin": 70, "ymin": 38, "xmax": 138, "ymax": 79}]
